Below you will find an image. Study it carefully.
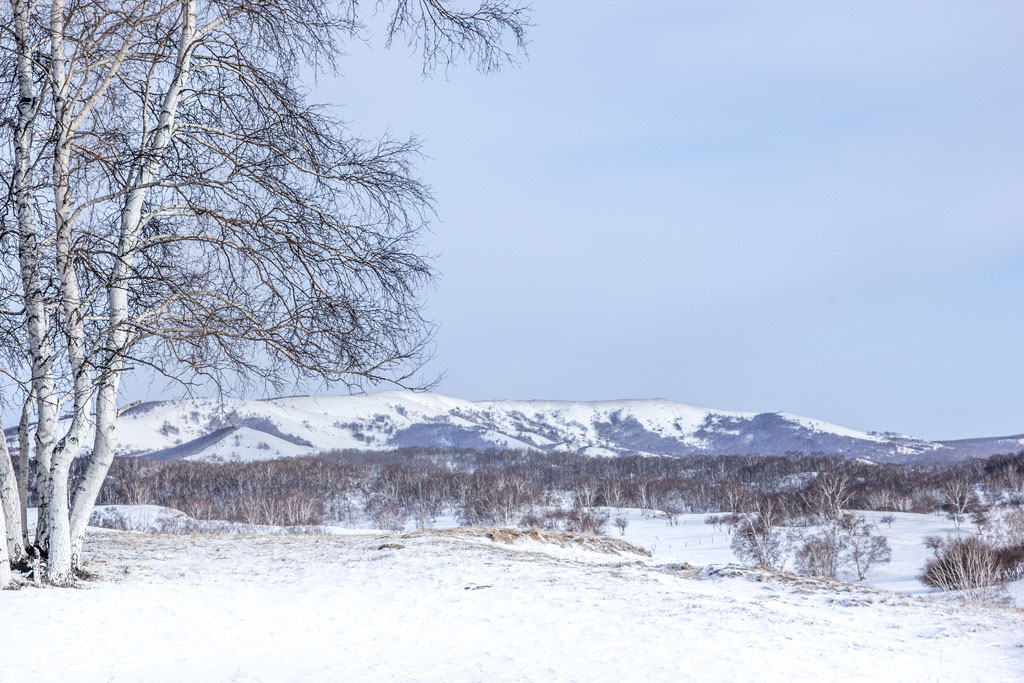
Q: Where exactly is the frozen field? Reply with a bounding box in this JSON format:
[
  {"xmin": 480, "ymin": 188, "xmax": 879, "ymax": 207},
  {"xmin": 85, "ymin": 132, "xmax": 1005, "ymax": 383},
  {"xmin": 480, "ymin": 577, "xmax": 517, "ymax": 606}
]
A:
[
  {"xmin": 606, "ymin": 508, "xmax": 995, "ymax": 595},
  {"xmin": 2, "ymin": 513, "xmax": 1023, "ymax": 683}
]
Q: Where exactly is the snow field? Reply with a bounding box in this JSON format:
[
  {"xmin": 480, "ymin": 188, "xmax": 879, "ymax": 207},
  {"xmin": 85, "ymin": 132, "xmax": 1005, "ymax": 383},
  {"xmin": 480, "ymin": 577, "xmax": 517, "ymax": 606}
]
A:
[
  {"xmin": 2, "ymin": 524, "xmax": 1023, "ymax": 682},
  {"xmin": 607, "ymin": 509, "xmax": 983, "ymax": 595}
]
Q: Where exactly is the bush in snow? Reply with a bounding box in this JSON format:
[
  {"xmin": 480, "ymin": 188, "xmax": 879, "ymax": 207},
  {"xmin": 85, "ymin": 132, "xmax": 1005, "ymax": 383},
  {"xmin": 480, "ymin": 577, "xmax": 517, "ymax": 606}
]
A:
[
  {"xmin": 614, "ymin": 516, "xmax": 628, "ymax": 536},
  {"xmin": 364, "ymin": 497, "xmax": 408, "ymax": 532},
  {"xmin": 981, "ymin": 506, "xmax": 1024, "ymax": 548},
  {"xmin": 731, "ymin": 516, "xmax": 791, "ymax": 571},
  {"xmin": 795, "ymin": 514, "xmax": 891, "ymax": 581},
  {"xmin": 795, "ymin": 525, "xmax": 844, "ymax": 579},
  {"xmin": 839, "ymin": 514, "xmax": 891, "ymax": 581},
  {"xmin": 519, "ymin": 510, "xmax": 561, "ymax": 531},
  {"xmin": 922, "ymin": 537, "xmax": 1002, "ymax": 596},
  {"xmin": 565, "ymin": 506, "xmax": 609, "ymax": 535},
  {"xmin": 922, "ymin": 508, "xmax": 1024, "ymax": 596},
  {"xmin": 704, "ymin": 514, "xmax": 726, "ymax": 532},
  {"xmin": 661, "ymin": 504, "xmax": 681, "ymax": 527},
  {"xmin": 730, "ymin": 497, "xmax": 793, "ymax": 571},
  {"xmin": 90, "ymin": 508, "xmax": 130, "ymax": 531}
]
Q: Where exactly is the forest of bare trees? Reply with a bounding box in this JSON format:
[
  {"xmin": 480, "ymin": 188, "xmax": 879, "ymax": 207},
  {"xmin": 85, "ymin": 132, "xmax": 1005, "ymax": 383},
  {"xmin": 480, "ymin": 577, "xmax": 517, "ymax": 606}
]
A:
[
  {"xmin": 66, "ymin": 447, "xmax": 1023, "ymax": 588},
  {"xmin": 79, "ymin": 449, "xmax": 1024, "ymax": 526}
]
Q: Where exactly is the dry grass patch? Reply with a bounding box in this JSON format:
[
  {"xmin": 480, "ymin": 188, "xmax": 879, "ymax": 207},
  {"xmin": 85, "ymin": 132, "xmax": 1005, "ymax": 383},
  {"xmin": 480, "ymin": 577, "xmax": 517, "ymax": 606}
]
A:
[{"xmin": 402, "ymin": 526, "xmax": 652, "ymax": 557}]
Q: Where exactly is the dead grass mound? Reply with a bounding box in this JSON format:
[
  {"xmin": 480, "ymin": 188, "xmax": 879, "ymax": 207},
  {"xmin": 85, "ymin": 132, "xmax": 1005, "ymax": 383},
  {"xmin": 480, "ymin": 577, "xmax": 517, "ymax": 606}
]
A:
[{"xmin": 404, "ymin": 526, "xmax": 652, "ymax": 557}]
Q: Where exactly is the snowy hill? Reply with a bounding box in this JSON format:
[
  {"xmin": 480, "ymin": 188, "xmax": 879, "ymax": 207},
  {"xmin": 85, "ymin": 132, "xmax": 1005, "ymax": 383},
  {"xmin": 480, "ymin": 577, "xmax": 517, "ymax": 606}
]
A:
[{"xmin": 62, "ymin": 391, "xmax": 1012, "ymax": 464}]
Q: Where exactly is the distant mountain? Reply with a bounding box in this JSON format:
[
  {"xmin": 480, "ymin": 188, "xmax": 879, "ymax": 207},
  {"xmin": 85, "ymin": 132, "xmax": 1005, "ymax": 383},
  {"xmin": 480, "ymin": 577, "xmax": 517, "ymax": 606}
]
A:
[
  {"xmin": 933, "ymin": 434, "xmax": 1024, "ymax": 461},
  {"xmin": 28, "ymin": 391, "xmax": 1005, "ymax": 465}
]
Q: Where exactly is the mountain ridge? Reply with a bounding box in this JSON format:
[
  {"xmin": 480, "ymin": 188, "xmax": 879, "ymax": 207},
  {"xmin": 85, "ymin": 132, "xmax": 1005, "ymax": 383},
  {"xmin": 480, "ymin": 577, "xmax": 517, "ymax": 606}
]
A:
[{"xmin": 51, "ymin": 391, "xmax": 1016, "ymax": 464}]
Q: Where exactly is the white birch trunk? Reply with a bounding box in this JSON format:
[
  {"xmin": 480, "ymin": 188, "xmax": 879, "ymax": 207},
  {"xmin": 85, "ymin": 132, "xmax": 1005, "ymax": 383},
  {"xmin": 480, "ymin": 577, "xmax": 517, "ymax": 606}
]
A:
[
  {"xmin": 0, "ymin": 413, "xmax": 15, "ymax": 587},
  {"xmin": 44, "ymin": 0, "xmax": 95, "ymax": 586},
  {"xmin": 17, "ymin": 391, "xmax": 33, "ymax": 543},
  {"xmin": 69, "ymin": 0, "xmax": 198, "ymax": 569},
  {"xmin": 0, "ymin": 495, "xmax": 10, "ymax": 589},
  {"xmin": 0, "ymin": 422, "xmax": 26, "ymax": 566},
  {"xmin": 0, "ymin": 388, "xmax": 24, "ymax": 591},
  {"xmin": 10, "ymin": 0, "xmax": 58, "ymax": 555}
]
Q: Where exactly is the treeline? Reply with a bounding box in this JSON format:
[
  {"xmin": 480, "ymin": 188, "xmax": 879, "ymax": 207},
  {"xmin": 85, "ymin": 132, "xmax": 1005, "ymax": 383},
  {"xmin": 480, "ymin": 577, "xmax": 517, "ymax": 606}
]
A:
[
  {"xmin": 75, "ymin": 448, "xmax": 1024, "ymax": 591},
  {"xmin": 80, "ymin": 448, "xmax": 1024, "ymax": 530}
]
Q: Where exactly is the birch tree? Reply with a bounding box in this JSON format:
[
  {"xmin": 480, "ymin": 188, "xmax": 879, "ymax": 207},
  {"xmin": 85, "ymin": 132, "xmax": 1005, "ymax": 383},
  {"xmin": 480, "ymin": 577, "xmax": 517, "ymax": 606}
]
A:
[
  {"xmin": 1, "ymin": 0, "xmax": 56, "ymax": 572},
  {"xmin": 0, "ymin": 476, "xmax": 9, "ymax": 588},
  {"xmin": 2, "ymin": 0, "xmax": 188, "ymax": 584},
  {"xmin": 801, "ymin": 471, "xmax": 854, "ymax": 521},
  {"xmin": 2, "ymin": 0, "xmax": 528, "ymax": 584}
]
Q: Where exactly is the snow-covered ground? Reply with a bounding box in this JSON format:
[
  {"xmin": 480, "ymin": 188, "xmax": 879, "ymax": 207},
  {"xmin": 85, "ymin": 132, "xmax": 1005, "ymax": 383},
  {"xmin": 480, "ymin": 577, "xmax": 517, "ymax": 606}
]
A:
[
  {"xmin": 605, "ymin": 508, "xmax": 981, "ymax": 595},
  {"xmin": 2, "ymin": 510, "xmax": 1023, "ymax": 682},
  {"xmin": 84, "ymin": 504, "xmax": 1024, "ymax": 599}
]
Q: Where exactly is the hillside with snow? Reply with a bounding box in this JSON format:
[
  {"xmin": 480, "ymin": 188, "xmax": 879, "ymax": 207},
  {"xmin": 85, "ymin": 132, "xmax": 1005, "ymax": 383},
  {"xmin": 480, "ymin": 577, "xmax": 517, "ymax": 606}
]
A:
[{"xmin": 55, "ymin": 391, "xmax": 1017, "ymax": 464}]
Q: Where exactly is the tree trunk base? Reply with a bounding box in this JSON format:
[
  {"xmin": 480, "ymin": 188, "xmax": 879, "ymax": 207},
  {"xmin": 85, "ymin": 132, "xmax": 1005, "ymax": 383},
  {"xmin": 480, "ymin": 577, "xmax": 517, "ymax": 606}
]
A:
[{"xmin": 73, "ymin": 564, "xmax": 96, "ymax": 581}]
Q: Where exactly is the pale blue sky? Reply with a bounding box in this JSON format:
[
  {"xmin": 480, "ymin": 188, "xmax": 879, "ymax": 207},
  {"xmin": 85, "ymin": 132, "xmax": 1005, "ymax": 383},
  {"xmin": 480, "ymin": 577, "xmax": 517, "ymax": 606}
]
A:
[
  {"xmin": 99, "ymin": 2, "xmax": 1024, "ymax": 441},
  {"xmin": 306, "ymin": 1, "xmax": 1024, "ymax": 441}
]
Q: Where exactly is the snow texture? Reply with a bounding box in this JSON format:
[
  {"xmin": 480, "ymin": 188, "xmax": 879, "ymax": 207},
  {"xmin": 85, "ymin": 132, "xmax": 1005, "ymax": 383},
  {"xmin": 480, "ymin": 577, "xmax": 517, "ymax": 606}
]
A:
[
  {"xmin": 2, "ymin": 509, "xmax": 1023, "ymax": 682},
  {"xmin": 24, "ymin": 390, "xmax": 999, "ymax": 464}
]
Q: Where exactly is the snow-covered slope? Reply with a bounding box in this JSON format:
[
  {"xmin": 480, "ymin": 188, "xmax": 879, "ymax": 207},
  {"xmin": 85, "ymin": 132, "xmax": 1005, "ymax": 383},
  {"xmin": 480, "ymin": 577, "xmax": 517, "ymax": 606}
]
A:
[
  {"xmin": 73, "ymin": 391, "xmax": 1001, "ymax": 463},
  {"xmin": 3, "ymin": 527, "xmax": 1022, "ymax": 682}
]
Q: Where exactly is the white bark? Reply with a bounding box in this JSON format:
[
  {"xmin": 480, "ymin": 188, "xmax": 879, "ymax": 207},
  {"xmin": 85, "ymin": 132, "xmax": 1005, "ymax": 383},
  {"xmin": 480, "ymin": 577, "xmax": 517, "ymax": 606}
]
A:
[
  {"xmin": 39, "ymin": 0, "xmax": 159, "ymax": 583},
  {"xmin": 0, "ymin": 495, "xmax": 10, "ymax": 589},
  {"xmin": 44, "ymin": 0, "xmax": 95, "ymax": 586},
  {"xmin": 69, "ymin": 0, "xmax": 198, "ymax": 569},
  {"xmin": 0, "ymin": 382, "xmax": 27, "ymax": 592},
  {"xmin": 10, "ymin": 0, "xmax": 59, "ymax": 555},
  {"xmin": 17, "ymin": 390, "xmax": 33, "ymax": 542},
  {"xmin": 0, "ymin": 421, "xmax": 26, "ymax": 566}
]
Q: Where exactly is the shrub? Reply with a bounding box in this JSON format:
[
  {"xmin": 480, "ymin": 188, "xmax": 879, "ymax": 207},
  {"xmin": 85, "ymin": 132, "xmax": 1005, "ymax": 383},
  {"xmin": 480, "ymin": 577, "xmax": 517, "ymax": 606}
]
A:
[
  {"xmin": 519, "ymin": 510, "xmax": 561, "ymax": 531},
  {"xmin": 995, "ymin": 544, "xmax": 1024, "ymax": 582},
  {"xmin": 922, "ymin": 537, "xmax": 1001, "ymax": 592},
  {"xmin": 794, "ymin": 514, "xmax": 891, "ymax": 580},
  {"xmin": 565, "ymin": 506, "xmax": 609, "ymax": 535},
  {"xmin": 364, "ymin": 497, "xmax": 407, "ymax": 531},
  {"xmin": 795, "ymin": 528, "xmax": 843, "ymax": 578},
  {"xmin": 839, "ymin": 514, "xmax": 891, "ymax": 581},
  {"xmin": 731, "ymin": 515, "xmax": 791, "ymax": 570},
  {"xmin": 661, "ymin": 504, "xmax": 681, "ymax": 526},
  {"xmin": 704, "ymin": 514, "xmax": 725, "ymax": 532}
]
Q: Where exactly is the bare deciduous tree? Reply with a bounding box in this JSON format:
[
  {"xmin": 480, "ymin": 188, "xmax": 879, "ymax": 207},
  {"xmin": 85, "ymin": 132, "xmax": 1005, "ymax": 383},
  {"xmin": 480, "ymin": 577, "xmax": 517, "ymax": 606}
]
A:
[
  {"xmin": 0, "ymin": 0, "xmax": 529, "ymax": 584},
  {"xmin": 613, "ymin": 516, "xmax": 628, "ymax": 536},
  {"xmin": 801, "ymin": 471, "xmax": 853, "ymax": 521},
  {"xmin": 795, "ymin": 523, "xmax": 844, "ymax": 579},
  {"xmin": 601, "ymin": 478, "xmax": 625, "ymax": 509},
  {"xmin": 942, "ymin": 478, "xmax": 977, "ymax": 531},
  {"xmin": 922, "ymin": 536, "xmax": 1001, "ymax": 597},
  {"xmin": 730, "ymin": 497, "xmax": 792, "ymax": 571},
  {"xmin": 838, "ymin": 514, "xmax": 891, "ymax": 581}
]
